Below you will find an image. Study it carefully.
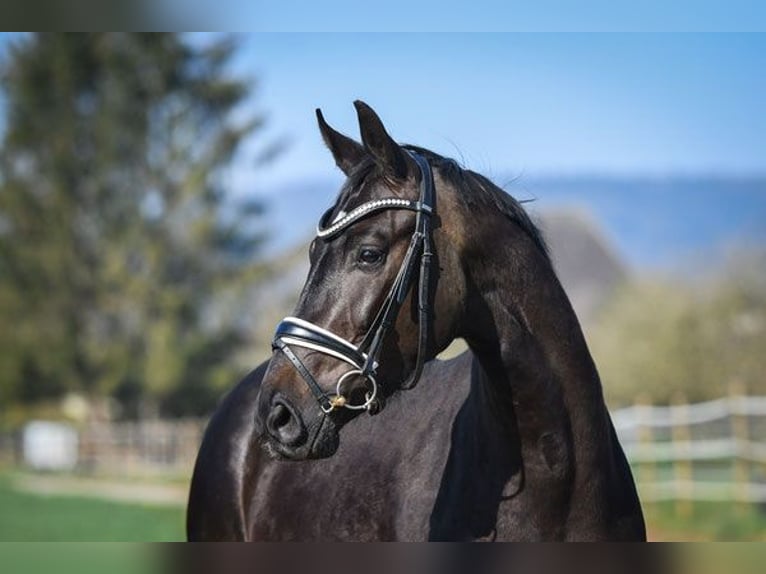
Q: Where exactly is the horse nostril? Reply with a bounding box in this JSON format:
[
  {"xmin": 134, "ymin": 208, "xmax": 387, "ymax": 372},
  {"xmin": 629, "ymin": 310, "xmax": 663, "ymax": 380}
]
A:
[{"xmin": 266, "ymin": 399, "xmax": 307, "ymax": 447}]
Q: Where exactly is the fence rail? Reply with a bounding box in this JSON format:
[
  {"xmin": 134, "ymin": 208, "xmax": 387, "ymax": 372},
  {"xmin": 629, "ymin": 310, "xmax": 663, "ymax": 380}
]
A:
[
  {"xmin": 2, "ymin": 391, "xmax": 765, "ymax": 509},
  {"xmin": 612, "ymin": 388, "xmax": 766, "ymax": 506},
  {"xmin": 3, "ymin": 418, "xmax": 207, "ymax": 478},
  {"xmin": 624, "ymin": 438, "xmax": 766, "ymax": 464},
  {"xmin": 613, "ymin": 396, "xmax": 766, "ymax": 429},
  {"xmin": 78, "ymin": 419, "xmax": 206, "ymax": 477},
  {"xmin": 636, "ymin": 480, "xmax": 766, "ymax": 504}
]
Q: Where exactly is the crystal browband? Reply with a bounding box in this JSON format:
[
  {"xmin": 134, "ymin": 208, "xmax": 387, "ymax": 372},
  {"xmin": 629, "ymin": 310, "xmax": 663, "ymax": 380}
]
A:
[{"xmin": 317, "ymin": 198, "xmax": 431, "ymax": 239}]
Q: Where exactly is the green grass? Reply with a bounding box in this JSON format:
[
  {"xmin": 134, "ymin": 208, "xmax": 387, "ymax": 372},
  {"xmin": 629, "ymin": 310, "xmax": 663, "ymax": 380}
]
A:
[
  {"xmin": 2, "ymin": 470, "xmax": 765, "ymax": 542},
  {"xmin": 644, "ymin": 500, "xmax": 766, "ymax": 541},
  {"xmin": 0, "ymin": 475, "xmax": 185, "ymax": 542},
  {"xmin": 0, "ymin": 544, "xmax": 160, "ymax": 574}
]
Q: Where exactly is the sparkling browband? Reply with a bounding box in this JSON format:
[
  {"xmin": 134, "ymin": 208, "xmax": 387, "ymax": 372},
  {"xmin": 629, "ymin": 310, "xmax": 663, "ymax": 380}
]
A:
[{"xmin": 317, "ymin": 198, "xmax": 431, "ymax": 239}]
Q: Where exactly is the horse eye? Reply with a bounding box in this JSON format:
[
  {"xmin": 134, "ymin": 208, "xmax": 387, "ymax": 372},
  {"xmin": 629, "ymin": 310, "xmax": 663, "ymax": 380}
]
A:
[{"xmin": 357, "ymin": 247, "xmax": 385, "ymax": 266}]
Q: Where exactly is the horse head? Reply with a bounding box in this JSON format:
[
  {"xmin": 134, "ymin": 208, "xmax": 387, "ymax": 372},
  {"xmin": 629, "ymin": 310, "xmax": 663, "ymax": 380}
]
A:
[{"xmin": 254, "ymin": 102, "xmax": 465, "ymax": 460}]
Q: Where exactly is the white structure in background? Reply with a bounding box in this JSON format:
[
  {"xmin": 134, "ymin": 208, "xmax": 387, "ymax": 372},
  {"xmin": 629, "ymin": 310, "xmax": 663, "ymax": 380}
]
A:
[{"xmin": 22, "ymin": 420, "xmax": 78, "ymax": 471}]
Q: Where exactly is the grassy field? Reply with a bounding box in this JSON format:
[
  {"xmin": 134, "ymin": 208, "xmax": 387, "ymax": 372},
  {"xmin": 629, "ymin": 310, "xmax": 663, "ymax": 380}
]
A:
[
  {"xmin": 0, "ymin": 474, "xmax": 185, "ymax": 542},
  {"xmin": 1, "ymin": 470, "xmax": 766, "ymax": 541},
  {"xmin": 644, "ymin": 500, "xmax": 766, "ymax": 541}
]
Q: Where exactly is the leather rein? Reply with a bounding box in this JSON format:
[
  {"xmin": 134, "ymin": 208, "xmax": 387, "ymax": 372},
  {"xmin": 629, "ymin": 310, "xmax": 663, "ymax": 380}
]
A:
[{"xmin": 271, "ymin": 151, "xmax": 435, "ymax": 414}]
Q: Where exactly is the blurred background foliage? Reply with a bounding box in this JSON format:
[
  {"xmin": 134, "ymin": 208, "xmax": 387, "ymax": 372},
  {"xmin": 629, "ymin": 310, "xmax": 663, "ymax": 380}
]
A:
[
  {"xmin": 589, "ymin": 249, "xmax": 766, "ymax": 406},
  {"xmin": 0, "ymin": 33, "xmax": 270, "ymax": 423}
]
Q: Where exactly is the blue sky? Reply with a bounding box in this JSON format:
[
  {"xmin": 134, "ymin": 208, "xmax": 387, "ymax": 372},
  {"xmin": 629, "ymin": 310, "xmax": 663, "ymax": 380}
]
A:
[
  {"xmin": 162, "ymin": 1, "xmax": 766, "ymax": 32},
  {"xmin": 2, "ymin": 33, "xmax": 764, "ymax": 193},
  {"xmin": 249, "ymin": 1, "xmax": 766, "ymax": 32},
  {"xmin": 236, "ymin": 33, "xmax": 766, "ymax": 193}
]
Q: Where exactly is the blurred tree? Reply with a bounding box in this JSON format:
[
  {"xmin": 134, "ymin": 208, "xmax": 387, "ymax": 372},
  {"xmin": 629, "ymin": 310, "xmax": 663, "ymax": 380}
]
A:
[
  {"xmin": 0, "ymin": 33, "xmax": 270, "ymax": 418},
  {"xmin": 589, "ymin": 250, "xmax": 766, "ymax": 407}
]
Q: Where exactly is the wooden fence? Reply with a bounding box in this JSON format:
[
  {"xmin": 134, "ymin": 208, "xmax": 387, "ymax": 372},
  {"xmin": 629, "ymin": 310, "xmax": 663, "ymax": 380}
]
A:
[
  {"xmin": 3, "ymin": 387, "xmax": 765, "ymax": 508},
  {"xmin": 3, "ymin": 418, "xmax": 207, "ymax": 479},
  {"xmin": 76, "ymin": 418, "xmax": 207, "ymax": 478},
  {"xmin": 612, "ymin": 384, "xmax": 766, "ymax": 511}
]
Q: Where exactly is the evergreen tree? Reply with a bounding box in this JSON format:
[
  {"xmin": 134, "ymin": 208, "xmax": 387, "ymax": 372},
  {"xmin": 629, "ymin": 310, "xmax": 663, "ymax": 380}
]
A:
[{"xmin": 0, "ymin": 33, "xmax": 268, "ymax": 418}]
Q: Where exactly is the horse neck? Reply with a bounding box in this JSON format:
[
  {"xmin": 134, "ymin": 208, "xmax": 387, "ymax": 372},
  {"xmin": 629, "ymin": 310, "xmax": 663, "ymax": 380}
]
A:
[{"xmin": 456, "ymin": 211, "xmax": 611, "ymax": 466}]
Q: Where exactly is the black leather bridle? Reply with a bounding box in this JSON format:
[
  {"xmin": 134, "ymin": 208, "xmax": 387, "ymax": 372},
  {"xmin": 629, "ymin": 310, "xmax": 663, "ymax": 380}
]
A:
[{"xmin": 271, "ymin": 151, "xmax": 435, "ymax": 414}]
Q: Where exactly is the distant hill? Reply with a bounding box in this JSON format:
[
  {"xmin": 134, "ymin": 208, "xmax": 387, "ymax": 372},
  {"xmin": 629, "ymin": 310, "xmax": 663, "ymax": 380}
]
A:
[
  {"xmin": 243, "ymin": 174, "xmax": 766, "ymax": 362},
  {"xmin": 524, "ymin": 176, "xmax": 766, "ymax": 269},
  {"xmin": 540, "ymin": 210, "xmax": 628, "ymax": 325},
  {"xmin": 258, "ymin": 177, "xmax": 341, "ymax": 253},
  {"xmin": 257, "ymin": 175, "xmax": 766, "ymax": 270}
]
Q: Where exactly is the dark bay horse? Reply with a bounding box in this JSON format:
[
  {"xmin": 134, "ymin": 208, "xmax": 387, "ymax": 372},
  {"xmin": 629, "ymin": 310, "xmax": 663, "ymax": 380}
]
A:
[{"xmin": 187, "ymin": 102, "xmax": 646, "ymax": 541}]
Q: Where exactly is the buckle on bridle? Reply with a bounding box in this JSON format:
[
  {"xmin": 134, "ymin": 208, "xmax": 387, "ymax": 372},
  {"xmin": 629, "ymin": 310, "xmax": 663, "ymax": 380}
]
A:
[{"xmin": 320, "ymin": 369, "xmax": 379, "ymax": 414}]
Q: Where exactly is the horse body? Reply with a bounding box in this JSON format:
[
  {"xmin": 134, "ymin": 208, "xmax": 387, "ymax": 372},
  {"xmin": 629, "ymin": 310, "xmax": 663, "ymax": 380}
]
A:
[
  {"xmin": 187, "ymin": 102, "xmax": 645, "ymax": 541},
  {"xmin": 246, "ymin": 355, "xmax": 468, "ymax": 541},
  {"xmin": 190, "ymin": 349, "xmax": 643, "ymax": 541},
  {"xmin": 187, "ymin": 355, "xmax": 464, "ymax": 540}
]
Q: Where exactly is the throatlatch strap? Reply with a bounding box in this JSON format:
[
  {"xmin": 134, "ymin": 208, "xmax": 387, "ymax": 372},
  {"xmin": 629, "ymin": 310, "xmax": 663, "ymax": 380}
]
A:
[{"xmin": 400, "ymin": 151, "xmax": 433, "ymax": 390}]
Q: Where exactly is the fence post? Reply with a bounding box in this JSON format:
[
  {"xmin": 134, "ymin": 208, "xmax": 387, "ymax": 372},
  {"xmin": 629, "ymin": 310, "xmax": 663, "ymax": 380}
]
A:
[
  {"xmin": 671, "ymin": 392, "xmax": 692, "ymax": 518},
  {"xmin": 729, "ymin": 379, "xmax": 749, "ymax": 513},
  {"xmin": 636, "ymin": 394, "xmax": 654, "ymax": 500}
]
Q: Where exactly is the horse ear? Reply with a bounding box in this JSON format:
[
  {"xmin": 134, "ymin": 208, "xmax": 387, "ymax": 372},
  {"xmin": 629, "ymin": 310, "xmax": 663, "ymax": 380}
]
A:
[
  {"xmin": 316, "ymin": 108, "xmax": 367, "ymax": 176},
  {"xmin": 354, "ymin": 100, "xmax": 410, "ymax": 180}
]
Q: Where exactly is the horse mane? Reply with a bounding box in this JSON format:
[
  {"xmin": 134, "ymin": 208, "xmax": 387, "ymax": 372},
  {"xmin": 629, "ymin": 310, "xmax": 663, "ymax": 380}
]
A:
[
  {"xmin": 335, "ymin": 145, "xmax": 550, "ymax": 263},
  {"xmin": 404, "ymin": 145, "xmax": 550, "ymax": 262}
]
